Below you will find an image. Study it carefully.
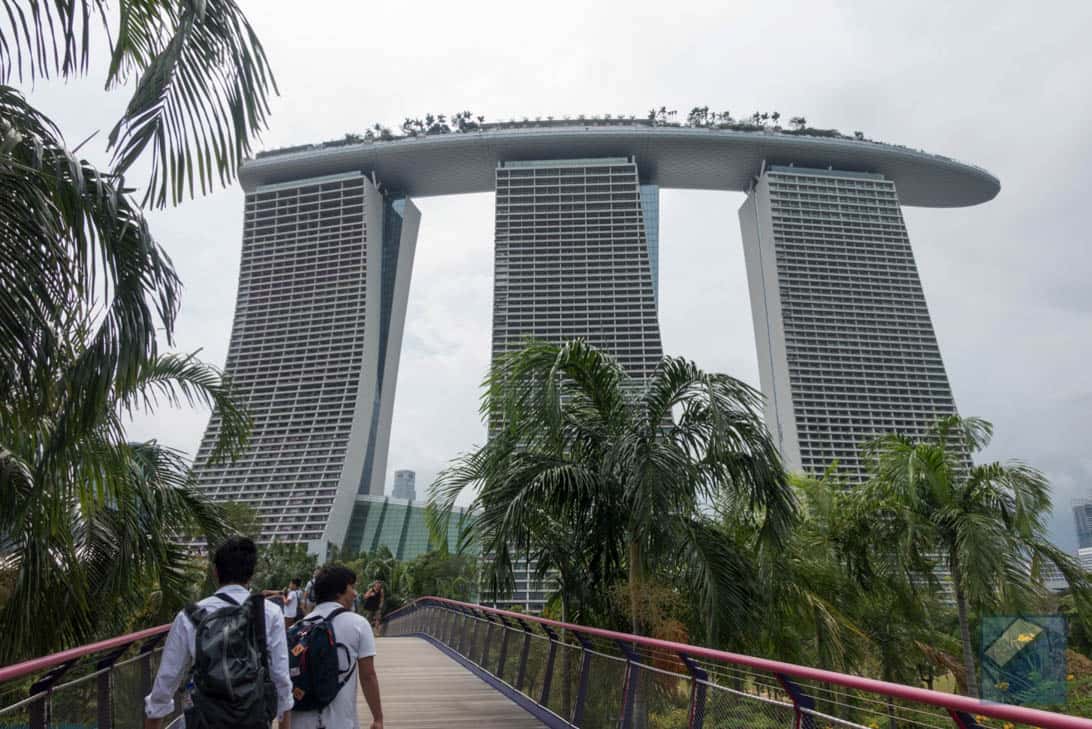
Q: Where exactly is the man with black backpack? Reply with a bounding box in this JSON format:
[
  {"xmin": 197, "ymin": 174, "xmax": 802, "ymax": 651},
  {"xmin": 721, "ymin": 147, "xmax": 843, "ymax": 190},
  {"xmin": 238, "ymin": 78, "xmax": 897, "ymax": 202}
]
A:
[
  {"xmin": 144, "ymin": 537, "xmax": 294, "ymax": 729},
  {"xmin": 289, "ymin": 565, "xmax": 383, "ymax": 729}
]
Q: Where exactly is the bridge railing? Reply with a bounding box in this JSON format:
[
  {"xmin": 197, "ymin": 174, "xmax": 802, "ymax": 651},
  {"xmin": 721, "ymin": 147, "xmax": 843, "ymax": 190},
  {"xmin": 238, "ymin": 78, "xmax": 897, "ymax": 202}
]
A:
[
  {"xmin": 0, "ymin": 625, "xmax": 174, "ymax": 729},
  {"xmin": 384, "ymin": 596, "xmax": 1092, "ymax": 729}
]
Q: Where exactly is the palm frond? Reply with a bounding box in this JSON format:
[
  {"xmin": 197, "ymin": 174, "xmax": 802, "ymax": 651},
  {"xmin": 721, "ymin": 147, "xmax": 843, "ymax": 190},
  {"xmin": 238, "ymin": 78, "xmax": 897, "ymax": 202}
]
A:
[
  {"xmin": 0, "ymin": 0, "xmax": 106, "ymax": 82},
  {"xmin": 105, "ymin": 0, "xmax": 277, "ymax": 206}
]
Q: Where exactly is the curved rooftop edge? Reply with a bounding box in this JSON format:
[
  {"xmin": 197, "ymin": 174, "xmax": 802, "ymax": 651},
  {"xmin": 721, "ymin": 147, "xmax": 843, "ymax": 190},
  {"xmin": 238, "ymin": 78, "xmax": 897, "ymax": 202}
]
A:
[{"xmin": 240, "ymin": 125, "xmax": 1000, "ymax": 208}]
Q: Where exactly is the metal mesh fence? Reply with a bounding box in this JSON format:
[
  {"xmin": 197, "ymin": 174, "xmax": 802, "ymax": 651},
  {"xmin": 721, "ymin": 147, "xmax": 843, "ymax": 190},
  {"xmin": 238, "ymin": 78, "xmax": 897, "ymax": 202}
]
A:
[
  {"xmin": 0, "ymin": 694, "xmax": 37, "ymax": 729},
  {"xmin": 47, "ymin": 669, "xmax": 100, "ymax": 728},
  {"xmin": 703, "ymin": 680, "xmax": 797, "ymax": 729},
  {"xmin": 640, "ymin": 663, "xmax": 693, "ymax": 729},
  {"xmin": 369, "ymin": 603, "xmax": 1090, "ymax": 729}
]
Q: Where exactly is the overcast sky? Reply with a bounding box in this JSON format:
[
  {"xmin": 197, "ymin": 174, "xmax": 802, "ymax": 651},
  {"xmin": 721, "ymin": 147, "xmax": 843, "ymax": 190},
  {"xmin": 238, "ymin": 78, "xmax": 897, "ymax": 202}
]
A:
[{"xmin": 26, "ymin": 0, "xmax": 1092, "ymax": 550}]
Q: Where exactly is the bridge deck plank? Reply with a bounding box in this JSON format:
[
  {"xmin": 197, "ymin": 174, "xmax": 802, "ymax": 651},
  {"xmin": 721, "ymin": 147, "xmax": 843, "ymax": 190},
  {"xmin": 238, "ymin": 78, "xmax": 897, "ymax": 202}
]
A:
[{"xmin": 356, "ymin": 636, "xmax": 548, "ymax": 727}]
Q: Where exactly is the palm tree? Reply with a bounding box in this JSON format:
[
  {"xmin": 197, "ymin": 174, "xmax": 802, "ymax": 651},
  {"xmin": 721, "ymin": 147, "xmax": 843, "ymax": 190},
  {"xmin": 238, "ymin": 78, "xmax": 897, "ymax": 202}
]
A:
[
  {"xmin": 0, "ymin": 351, "xmax": 250, "ymax": 661},
  {"xmin": 1, "ymin": 0, "xmax": 276, "ymax": 208},
  {"xmin": 431, "ymin": 339, "xmax": 796, "ymax": 642},
  {"xmin": 862, "ymin": 415, "xmax": 1090, "ymax": 697},
  {"xmin": 1, "ymin": 1, "xmax": 274, "ymax": 659}
]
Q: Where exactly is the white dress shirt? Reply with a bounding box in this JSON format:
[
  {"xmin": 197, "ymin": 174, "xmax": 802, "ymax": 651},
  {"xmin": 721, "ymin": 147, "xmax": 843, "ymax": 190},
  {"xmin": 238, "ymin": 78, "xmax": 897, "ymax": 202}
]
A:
[
  {"xmin": 291, "ymin": 602, "xmax": 377, "ymax": 729},
  {"xmin": 284, "ymin": 589, "xmax": 301, "ymax": 619},
  {"xmin": 144, "ymin": 584, "xmax": 294, "ymax": 720}
]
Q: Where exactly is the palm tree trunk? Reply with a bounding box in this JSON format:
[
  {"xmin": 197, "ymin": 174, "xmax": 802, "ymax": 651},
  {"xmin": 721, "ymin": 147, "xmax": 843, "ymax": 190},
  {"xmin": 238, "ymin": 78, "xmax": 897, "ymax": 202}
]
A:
[{"xmin": 950, "ymin": 552, "xmax": 979, "ymax": 697}]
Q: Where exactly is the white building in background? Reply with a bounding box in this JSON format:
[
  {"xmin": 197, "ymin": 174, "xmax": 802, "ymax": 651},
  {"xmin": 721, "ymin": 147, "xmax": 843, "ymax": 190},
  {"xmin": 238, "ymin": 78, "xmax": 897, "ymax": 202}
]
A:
[
  {"xmin": 742, "ymin": 166, "xmax": 961, "ymax": 483},
  {"xmin": 1078, "ymin": 548, "xmax": 1092, "ymax": 573},
  {"xmin": 491, "ymin": 157, "xmax": 663, "ymax": 383},
  {"xmin": 190, "ymin": 173, "xmax": 420, "ymax": 556}
]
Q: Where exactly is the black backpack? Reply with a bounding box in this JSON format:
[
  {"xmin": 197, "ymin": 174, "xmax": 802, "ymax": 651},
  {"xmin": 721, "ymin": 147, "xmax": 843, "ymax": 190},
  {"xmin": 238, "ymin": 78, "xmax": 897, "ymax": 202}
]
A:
[
  {"xmin": 183, "ymin": 592, "xmax": 278, "ymax": 729},
  {"xmin": 287, "ymin": 608, "xmax": 353, "ymax": 711}
]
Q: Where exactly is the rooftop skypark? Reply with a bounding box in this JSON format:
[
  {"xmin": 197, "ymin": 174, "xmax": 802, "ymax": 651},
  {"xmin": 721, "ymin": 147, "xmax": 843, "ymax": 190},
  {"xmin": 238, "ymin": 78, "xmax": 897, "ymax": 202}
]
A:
[{"xmin": 256, "ymin": 106, "xmax": 880, "ymax": 160}]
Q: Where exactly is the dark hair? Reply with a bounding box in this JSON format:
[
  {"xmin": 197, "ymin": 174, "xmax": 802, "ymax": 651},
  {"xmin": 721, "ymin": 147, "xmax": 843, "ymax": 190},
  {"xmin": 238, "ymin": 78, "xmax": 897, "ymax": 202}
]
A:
[
  {"xmin": 213, "ymin": 537, "xmax": 258, "ymax": 585},
  {"xmin": 289, "ymin": 578, "xmax": 301, "ymax": 587},
  {"xmin": 313, "ymin": 565, "xmax": 357, "ymax": 603}
]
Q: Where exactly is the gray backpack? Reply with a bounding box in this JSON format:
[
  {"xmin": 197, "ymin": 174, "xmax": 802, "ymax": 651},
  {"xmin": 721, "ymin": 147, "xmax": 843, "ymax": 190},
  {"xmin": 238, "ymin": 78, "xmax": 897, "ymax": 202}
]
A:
[{"xmin": 183, "ymin": 592, "xmax": 278, "ymax": 729}]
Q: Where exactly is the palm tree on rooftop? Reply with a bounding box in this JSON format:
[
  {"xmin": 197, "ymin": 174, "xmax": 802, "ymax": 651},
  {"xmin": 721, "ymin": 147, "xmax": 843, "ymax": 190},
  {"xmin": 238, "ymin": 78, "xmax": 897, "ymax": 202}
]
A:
[
  {"xmin": 861, "ymin": 415, "xmax": 1091, "ymax": 697},
  {"xmin": 430, "ymin": 339, "xmax": 797, "ymax": 643}
]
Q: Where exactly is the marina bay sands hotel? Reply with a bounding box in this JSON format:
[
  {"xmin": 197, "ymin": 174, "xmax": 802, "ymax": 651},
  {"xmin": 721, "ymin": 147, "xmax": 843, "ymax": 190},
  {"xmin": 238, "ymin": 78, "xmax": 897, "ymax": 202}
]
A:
[{"xmin": 190, "ymin": 120, "xmax": 1000, "ymax": 555}]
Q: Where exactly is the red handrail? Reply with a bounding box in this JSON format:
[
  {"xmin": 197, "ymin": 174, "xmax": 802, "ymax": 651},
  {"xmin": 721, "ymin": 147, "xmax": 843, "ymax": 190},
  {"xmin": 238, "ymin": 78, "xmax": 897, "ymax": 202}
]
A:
[
  {"xmin": 393, "ymin": 596, "xmax": 1092, "ymax": 729},
  {"xmin": 0, "ymin": 624, "xmax": 170, "ymax": 685}
]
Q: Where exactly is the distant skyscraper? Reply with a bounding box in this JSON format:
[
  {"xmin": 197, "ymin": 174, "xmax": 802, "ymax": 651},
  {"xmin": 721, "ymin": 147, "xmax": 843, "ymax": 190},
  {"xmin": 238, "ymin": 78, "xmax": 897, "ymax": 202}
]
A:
[
  {"xmin": 1074, "ymin": 498, "xmax": 1092, "ymax": 549},
  {"xmin": 392, "ymin": 470, "xmax": 416, "ymax": 501},
  {"xmin": 491, "ymin": 158, "xmax": 663, "ymax": 383},
  {"xmin": 190, "ymin": 172, "xmax": 419, "ymax": 554},
  {"xmin": 742, "ymin": 166, "xmax": 961, "ymax": 482}
]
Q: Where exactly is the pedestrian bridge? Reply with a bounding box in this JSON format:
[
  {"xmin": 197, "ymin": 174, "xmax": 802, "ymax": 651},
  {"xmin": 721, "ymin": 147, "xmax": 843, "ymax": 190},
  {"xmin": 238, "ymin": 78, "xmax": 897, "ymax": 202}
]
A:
[{"xmin": 1, "ymin": 597, "xmax": 1088, "ymax": 729}]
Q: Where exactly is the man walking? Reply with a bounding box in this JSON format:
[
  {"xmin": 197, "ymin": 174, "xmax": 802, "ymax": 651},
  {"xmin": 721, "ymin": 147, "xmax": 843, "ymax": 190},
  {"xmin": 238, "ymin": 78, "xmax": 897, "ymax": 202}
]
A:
[
  {"xmin": 144, "ymin": 537, "xmax": 294, "ymax": 729},
  {"xmin": 283, "ymin": 577, "xmax": 303, "ymax": 628},
  {"xmin": 292, "ymin": 565, "xmax": 383, "ymax": 729}
]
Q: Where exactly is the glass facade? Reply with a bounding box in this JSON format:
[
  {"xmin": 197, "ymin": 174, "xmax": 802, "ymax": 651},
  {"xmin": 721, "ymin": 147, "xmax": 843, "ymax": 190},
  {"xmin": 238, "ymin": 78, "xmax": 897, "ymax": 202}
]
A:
[
  {"xmin": 360, "ymin": 196, "xmax": 406, "ymax": 494},
  {"xmin": 342, "ymin": 495, "xmax": 476, "ymax": 559},
  {"xmin": 640, "ymin": 184, "xmax": 660, "ymax": 306}
]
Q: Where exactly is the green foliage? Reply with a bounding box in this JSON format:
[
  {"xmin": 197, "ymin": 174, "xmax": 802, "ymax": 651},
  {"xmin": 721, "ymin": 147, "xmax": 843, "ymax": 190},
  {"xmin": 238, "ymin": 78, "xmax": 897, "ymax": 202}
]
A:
[
  {"xmin": 0, "ymin": 0, "xmax": 277, "ymax": 207},
  {"xmin": 219, "ymin": 501, "xmax": 264, "ymax": 542},
  {"xmin": 406, "ymin": 550, "xmax": 478, "ymax": 603},
  {"xmin": 338, "ymin": 546, "xmax": 479, "ymax": 619},
  {"xmin": 254, "ymin": 542, "xmax": 317, "ymax": 591},
  {"xmin": 861, "ymin": 415, "xmax": 1092, "ymax": 696},
  {"xmin": 0, "ymin": 0, "xmax": 271, "ymax": 662},
  {"xmin": 431, "ymin": 338, "xmax": 794, "ymax": 641}
]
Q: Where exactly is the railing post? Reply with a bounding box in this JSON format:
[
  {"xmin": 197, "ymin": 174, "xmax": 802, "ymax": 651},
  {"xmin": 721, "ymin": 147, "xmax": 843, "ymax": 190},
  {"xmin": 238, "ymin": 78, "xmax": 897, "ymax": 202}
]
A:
[
  {"xmin": 495, "ymin": 615, "xmax": 512, "ymax": 679},
  {"xmin": 539, "ymin": 624, "xmax": 559, "ymax": 708},
  {"xmin": 480, "ymin": 613, "xmax": 495, "ymax": 667},
  {"xmin": 949, "ymin": 710, "xmax": 986, "ymax": 729},
  {"xmin": 515, "ymin": 619, "xmax": 533, "ymax": 693},
  {"xmin": 446, "ymin": 607, "xmax": 459, "ymax": 647},
  {"xmin": 28, "ymin": 659, "xmax": 78, "ymax": 729},
  {"xmin": 776, "ymin": 673, "xmax": 816, "ymax": 729},
  {"xmin": 679, "ymin": 653, "xmax": 708, "ymax": 729},
  {"xmin": 467, "ymin": 609, "xmax": 481, "ymax": 659},
  {"xmin": 96, "ymin": 644, "xmax": 130, "ymax": 729},
  {"xmin": 139, "ymin": 634, "xmax": 167, "ymax": 707},
  {"xmin": 458, "ymin": 606, "xmax": 471, "ymax": 650},
  {"xmin": 450, "ymin": 608, "xmax": 464, "ymax": 652},
  {"xmin": 616, "ymin": 640, "xmax": 640, "ymax": 729},
  {"xmin": 571, "ymin": 631, "xmax": 594, "ymax": 727}
]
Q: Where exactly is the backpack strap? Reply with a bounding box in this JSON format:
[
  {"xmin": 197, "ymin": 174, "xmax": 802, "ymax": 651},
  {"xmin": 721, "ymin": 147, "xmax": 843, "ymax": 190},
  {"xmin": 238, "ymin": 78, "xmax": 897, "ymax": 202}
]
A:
[
  {"xmin": 182, "ymin": 602, "xmax": 206, "ymax": 626},
  {"xmin": 213, "ymin": 591, "xmax": 240, "ymax": 606},
  {"xmin": 321, "ymin": 608, "xmax": 358, "ymax": 687},
  {"xmin": 247, "ymin": 593, "xmax": 272, "ymax": 666}
]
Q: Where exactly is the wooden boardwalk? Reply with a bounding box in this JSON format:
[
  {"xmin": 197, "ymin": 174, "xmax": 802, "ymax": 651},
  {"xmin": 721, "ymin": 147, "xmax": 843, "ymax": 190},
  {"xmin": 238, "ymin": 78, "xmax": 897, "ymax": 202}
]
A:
[{"xmin": 357, "ymin": 636, "xmax": 548, "ymax": 727}]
